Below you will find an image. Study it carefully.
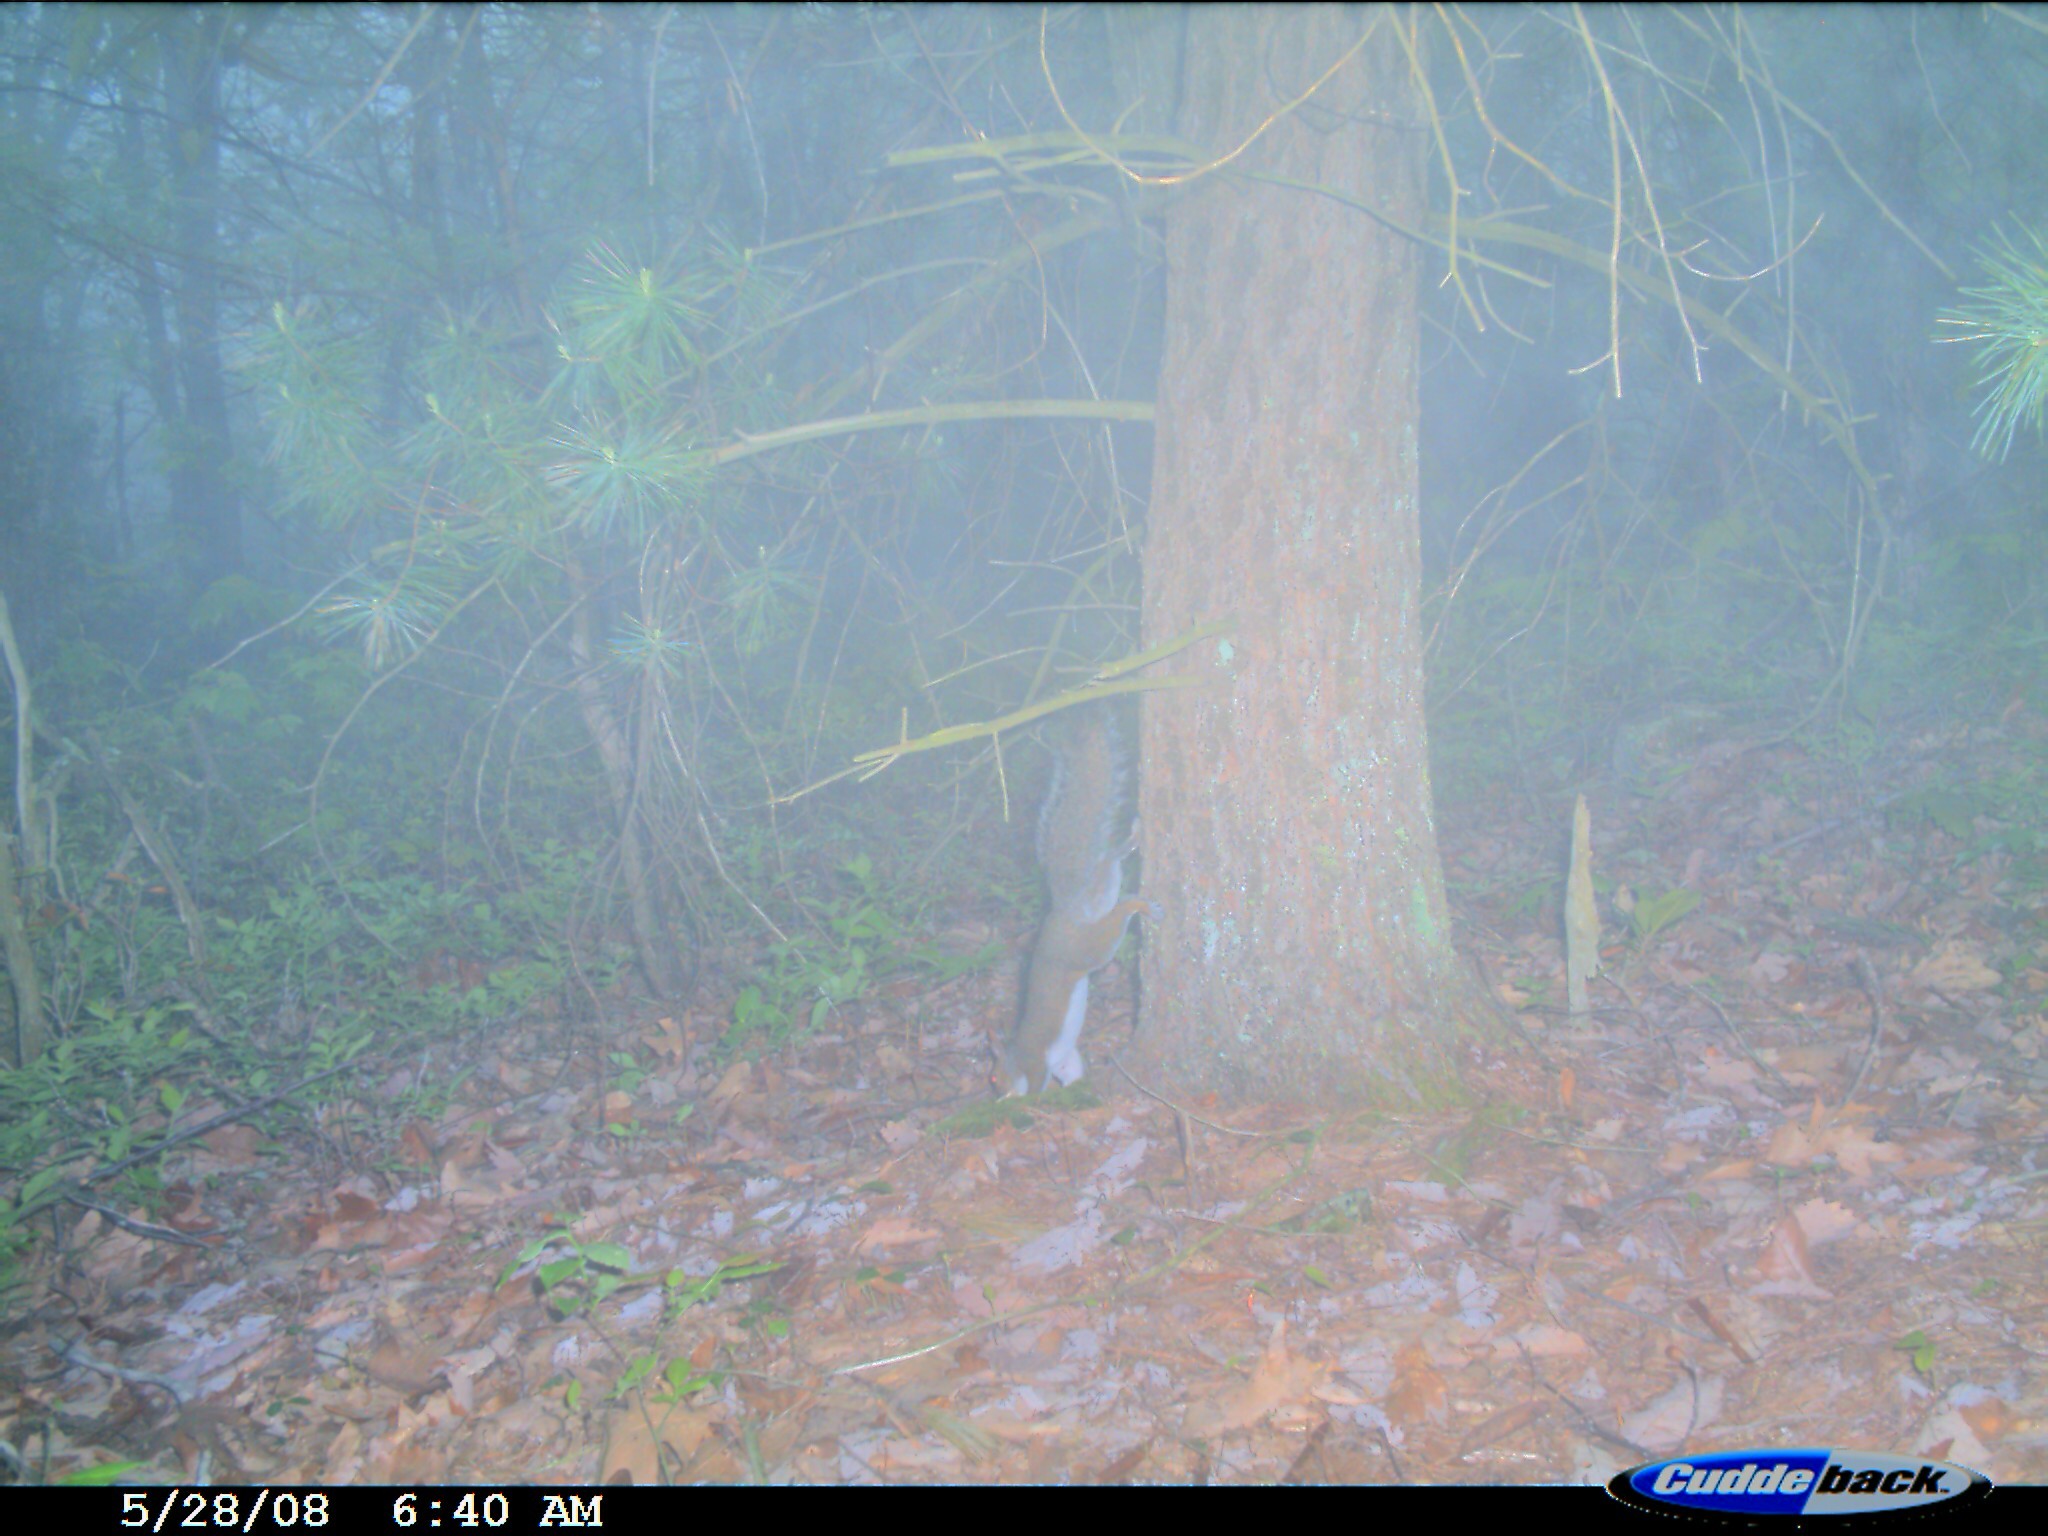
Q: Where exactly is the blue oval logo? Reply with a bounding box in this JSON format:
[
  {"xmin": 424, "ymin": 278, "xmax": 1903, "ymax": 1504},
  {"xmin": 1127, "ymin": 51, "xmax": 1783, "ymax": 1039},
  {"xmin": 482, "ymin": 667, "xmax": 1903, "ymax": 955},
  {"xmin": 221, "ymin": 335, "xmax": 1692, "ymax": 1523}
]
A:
[{"xmin": 1609, "ymin": 1449, "xmax": 1990, "ymax": 1520}]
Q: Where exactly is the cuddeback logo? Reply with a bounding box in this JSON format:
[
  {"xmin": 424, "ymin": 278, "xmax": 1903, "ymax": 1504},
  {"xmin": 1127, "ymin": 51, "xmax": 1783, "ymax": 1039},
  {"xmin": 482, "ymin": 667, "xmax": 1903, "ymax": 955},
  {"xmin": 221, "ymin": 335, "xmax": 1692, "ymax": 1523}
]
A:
[{"xmin": 1609, "ymin": 1449, "xmax": 1990, "ymax": 1520}]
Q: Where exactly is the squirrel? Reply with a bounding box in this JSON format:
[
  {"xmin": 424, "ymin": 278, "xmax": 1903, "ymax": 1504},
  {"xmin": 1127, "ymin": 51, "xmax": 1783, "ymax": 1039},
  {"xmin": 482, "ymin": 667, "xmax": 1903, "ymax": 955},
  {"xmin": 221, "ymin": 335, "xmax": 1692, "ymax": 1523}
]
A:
[{"xmin": 998, "ymin": 706, "xmax": 1160, "ymax": 1096}]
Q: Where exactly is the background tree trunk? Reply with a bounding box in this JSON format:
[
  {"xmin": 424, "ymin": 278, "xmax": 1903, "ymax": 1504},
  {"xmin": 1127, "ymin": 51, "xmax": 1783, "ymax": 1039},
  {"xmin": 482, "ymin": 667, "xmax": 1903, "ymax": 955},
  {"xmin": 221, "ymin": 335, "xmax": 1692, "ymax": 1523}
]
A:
[
  {"xmin": 1134, "ymin": 5, "xmax": 1483, "ymax": 1105},
  {"xmin": 566, "ymin": 565, "xmax": 687, "ymax": 1002},
  {"xmin": 161, "ymin": 7, "xmax": 241, "ymax": 588}
]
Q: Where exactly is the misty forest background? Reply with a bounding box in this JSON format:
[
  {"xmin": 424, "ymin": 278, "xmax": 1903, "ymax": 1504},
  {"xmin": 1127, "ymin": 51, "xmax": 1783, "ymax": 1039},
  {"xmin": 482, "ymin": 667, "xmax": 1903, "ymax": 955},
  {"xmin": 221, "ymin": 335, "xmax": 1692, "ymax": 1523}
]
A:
[{"xmin": 2, "ymin": 1, "xmax": 2047, "ymax": 1294}]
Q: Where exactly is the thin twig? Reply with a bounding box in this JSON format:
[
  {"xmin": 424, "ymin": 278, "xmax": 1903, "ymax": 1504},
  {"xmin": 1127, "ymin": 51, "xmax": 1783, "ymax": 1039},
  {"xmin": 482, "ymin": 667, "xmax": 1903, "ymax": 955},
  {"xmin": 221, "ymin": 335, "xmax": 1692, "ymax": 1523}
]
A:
[
  {"xmin": 1846, "ymin": 953, "xmax": 1887, "ymax": 1104},
  {"xmin": 81, "ymin": 1062, "xmax": 355, "ymax": 1187}
]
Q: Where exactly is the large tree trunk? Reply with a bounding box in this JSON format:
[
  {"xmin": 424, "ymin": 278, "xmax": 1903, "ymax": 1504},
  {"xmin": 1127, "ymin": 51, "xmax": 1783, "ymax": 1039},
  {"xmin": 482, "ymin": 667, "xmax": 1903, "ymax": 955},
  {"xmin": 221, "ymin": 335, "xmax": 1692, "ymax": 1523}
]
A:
[{"xmin": 1133, "ymin": 5, "xmax": 1482, "ymax": 1105}]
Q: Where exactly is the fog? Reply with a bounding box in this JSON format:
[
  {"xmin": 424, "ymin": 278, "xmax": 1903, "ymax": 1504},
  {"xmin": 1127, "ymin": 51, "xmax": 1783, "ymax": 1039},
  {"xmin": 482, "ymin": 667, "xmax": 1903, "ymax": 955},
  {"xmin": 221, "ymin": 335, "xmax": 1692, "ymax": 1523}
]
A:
[{"xmin": 0, "ymin": 3, "xmax": 2042, "ymax": 1490}]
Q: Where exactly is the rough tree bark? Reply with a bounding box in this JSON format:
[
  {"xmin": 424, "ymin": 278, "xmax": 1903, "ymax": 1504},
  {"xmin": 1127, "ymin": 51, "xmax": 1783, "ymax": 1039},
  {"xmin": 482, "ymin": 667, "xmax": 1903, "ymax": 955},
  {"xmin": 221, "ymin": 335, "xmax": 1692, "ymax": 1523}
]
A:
[{"xmin": 1132, "ymin": 5, "xmax": 1486, "ymax": 1106}]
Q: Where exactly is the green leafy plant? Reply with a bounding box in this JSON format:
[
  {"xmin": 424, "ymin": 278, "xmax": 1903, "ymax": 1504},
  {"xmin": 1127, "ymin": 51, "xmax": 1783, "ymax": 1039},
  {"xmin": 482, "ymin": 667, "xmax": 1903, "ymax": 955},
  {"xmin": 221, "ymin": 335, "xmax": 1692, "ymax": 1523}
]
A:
[
  {"xmin": 723, "ymin": 855, "xmax": 935, "ymax": 1052},
  {"xmin": 607, "ymin": 1051, "xmax": 650, "ymax": 1095},
  {"xmin": 613, "ymin": 1350, "xmax": 724, "ymax": 1405},
  {"xmin": 1940, "ymin": 223, "xmax": 2048, "ymax": 462},
  {"xmin": 1890, "ymin": 786, "xmax": 1988, "ymax": 841},
  {"xmin": 1895, "ymin": 1327, "xmax": 1939, "ymax": 1380},
  {"xmin": 1627, "ymin": 887, "xmax": 1701, "ymax": 945},
  {"xmin": 56, "ymin": 1460, "xmax": 147, "ymax": 1487},
  {"xmin": 664, "ymin": 1254, "xmax": 784, "ymax": 1315},
  {"xmin": 500, "ymin": 1231, "xmax": 638, "ymax": 1318},
  {"xmin": 500, "ymin": 1233, "xmax": 782, "ymax": 1334}
]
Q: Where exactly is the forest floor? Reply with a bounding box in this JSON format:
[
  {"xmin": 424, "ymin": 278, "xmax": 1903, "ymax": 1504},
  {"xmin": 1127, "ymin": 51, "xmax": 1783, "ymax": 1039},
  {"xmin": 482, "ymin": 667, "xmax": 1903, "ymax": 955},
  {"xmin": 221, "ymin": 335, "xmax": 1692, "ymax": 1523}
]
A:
[{"xmin": 7, "ymin": 699, "xmax": 2047, "ymax": 1487}]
